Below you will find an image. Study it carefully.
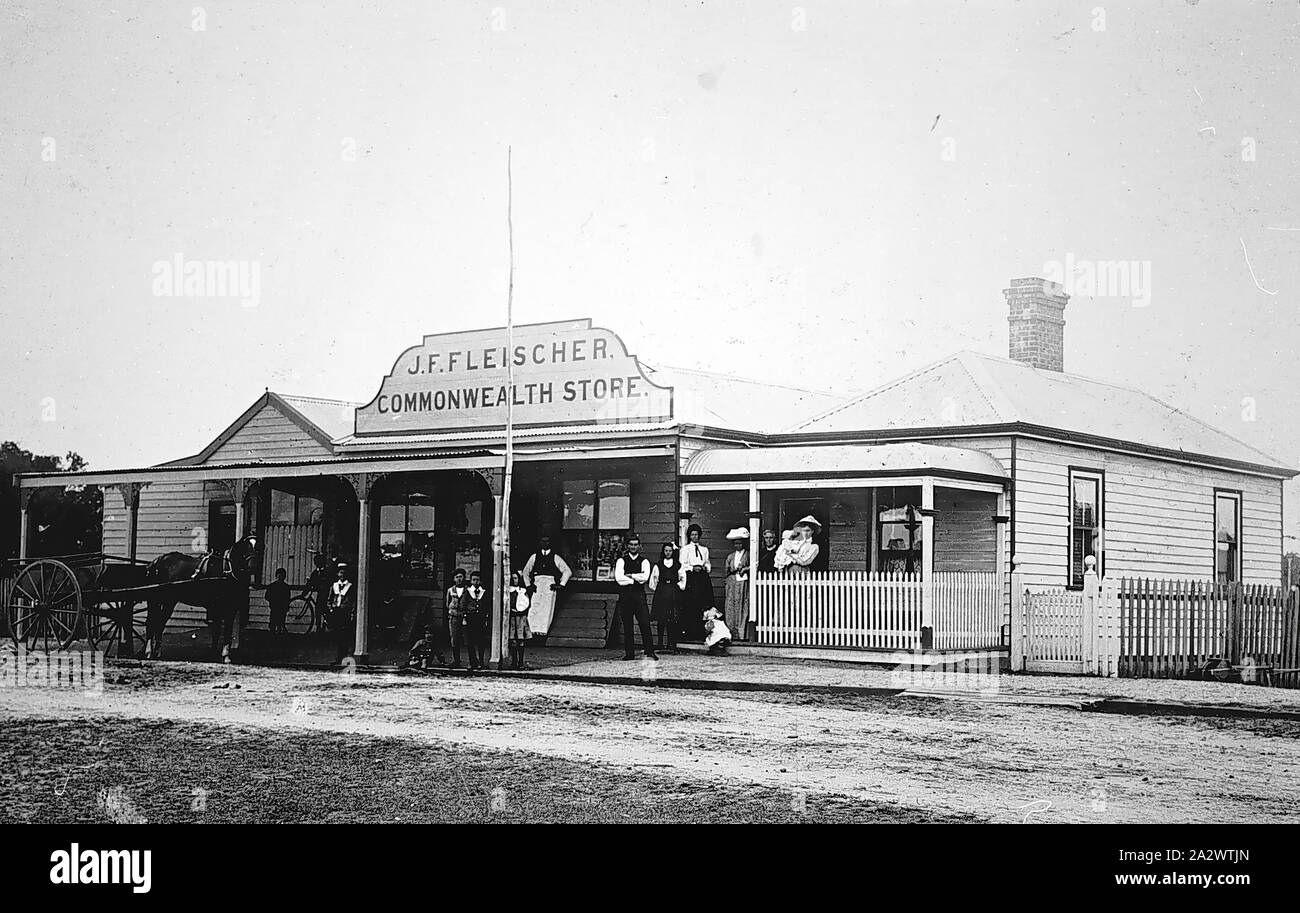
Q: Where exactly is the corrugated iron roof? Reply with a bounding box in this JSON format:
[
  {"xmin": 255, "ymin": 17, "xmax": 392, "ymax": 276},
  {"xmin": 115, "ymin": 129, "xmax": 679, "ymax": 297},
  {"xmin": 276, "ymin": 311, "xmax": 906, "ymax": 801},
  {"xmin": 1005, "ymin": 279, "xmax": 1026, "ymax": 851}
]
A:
[
  {"xmin": 789, "ymin": 351, "xmax": 1291, "ymax": 471},
  {"xmin": 683, "ymin": 441, "xmax": 1008, "ymax": 480},
  {"xmin": 277, "ymin": 394, "xmax": 360, "ymax": 441},
  {"xmin": 18, "ymin": 449, "xmax": 494, "ymax": 480},
  {"xmin": 643, "ymin": 364, "xmax": 850, "ymax": 433}
]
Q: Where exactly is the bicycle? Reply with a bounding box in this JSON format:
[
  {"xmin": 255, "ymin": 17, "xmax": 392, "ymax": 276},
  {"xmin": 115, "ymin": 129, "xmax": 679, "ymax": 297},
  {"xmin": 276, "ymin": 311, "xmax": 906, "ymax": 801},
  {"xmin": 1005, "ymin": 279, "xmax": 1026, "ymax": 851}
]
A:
[
  {"xmin": 285, "ymin": 588, "xmax": 324, "ymax": 634},
  {"xmin": 284, "ymin": 548, "xmax": 334, "ymax": 635}
]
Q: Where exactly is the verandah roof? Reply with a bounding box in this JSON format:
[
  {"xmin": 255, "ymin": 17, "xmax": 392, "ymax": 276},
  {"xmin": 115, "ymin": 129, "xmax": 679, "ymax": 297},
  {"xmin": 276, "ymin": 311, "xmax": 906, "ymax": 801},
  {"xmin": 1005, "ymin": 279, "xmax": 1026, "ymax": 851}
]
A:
[{"xmin": 681, "ymin": 441, "xmax": 1008, "ymax": 483}]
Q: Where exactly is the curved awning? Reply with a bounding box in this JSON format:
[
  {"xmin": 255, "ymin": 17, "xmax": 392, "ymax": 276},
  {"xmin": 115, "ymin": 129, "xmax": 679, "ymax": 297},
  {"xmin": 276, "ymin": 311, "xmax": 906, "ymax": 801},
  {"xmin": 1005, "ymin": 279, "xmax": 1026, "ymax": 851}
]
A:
[{"xmin": 682, "ymin": 442, "xmax": 1008, "ymax": 483}]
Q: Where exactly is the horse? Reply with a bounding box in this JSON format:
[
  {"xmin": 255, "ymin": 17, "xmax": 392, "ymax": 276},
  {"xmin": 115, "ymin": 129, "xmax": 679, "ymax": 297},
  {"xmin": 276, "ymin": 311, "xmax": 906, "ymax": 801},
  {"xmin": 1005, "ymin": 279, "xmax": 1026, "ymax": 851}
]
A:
[{"xmin": 144, "ymin": 535, "xmax": 260, "ymax": 662}]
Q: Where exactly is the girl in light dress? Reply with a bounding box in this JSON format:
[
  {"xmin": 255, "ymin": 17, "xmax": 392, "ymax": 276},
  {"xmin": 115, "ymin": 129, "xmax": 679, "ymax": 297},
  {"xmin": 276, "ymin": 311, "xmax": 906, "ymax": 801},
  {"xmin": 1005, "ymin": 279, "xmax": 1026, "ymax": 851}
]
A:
[
  {"xmin": 507, "ymin": 571, "xmax": 532, "ymax": 670},
  {"xmin": 702, "ymin": 607, "xmax": 732, "ymax": 655}
]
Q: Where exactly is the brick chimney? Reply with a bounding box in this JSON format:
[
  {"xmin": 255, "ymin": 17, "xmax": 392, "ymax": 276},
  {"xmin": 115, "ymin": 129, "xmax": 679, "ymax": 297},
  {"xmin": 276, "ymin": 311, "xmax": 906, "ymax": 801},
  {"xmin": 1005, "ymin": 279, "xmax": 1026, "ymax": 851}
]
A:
[{"xmin": 1004, "ymin": 277, "xmax": 1068, "ymax": 372}]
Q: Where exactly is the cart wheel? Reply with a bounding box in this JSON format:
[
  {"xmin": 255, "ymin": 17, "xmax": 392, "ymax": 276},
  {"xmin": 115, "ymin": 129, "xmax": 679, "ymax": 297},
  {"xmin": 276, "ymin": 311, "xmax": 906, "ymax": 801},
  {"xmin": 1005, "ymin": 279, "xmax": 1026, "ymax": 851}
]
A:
[
  {"xmin": 6, "ymin": 559, "xmax": 83, "ymax": 652},
  {"xmin": 284, "ymin": 595, "xmax": 316, "ymax": 635},
  {"xmin": 89, "ymin": 599, "xmax": 149, "ymax": 659}
]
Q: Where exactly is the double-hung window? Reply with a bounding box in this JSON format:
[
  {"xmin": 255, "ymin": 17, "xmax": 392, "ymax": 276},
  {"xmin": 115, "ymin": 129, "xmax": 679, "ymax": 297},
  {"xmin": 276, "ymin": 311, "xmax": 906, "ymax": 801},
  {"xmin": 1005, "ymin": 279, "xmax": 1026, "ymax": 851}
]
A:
[
  {"xmin": 1214, "ymin": 490, "xmax": 1242, "ymax": 584},
  {"xmin": 1069, "ymin": 469, "xmax": 1104, "ymax": 587}
]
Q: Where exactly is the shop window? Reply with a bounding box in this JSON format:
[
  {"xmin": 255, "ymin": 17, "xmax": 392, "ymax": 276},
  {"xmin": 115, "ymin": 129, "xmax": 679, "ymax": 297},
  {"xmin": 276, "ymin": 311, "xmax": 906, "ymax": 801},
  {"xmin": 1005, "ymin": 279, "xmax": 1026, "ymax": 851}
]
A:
[
  {"xmin": 379, "ymin": 495, "xmax": 438, "ymax": 581},
  {"xmin": 1214, "ymin": 490, "xmax": 1241, "ymax": 584},
  {"xmin": 562, "ymin": 477, "xmax": 631, "ymax": 581},
  {"xmin": 1069, "ymin": 469, "xmax": 1104, "ymax": 588},
  {"xmin": 297, "ymin": 496, "xmax": 324, "ymax": 526},
  {"xmin": 270, "ymin": 488, "xmax": 296, "ymax": 524},
  {"xmin": 451, "ymin": 498, "xmax": 485, "ymax": 579},
  {"xmin": 876, "ymin": 487, "xmax": 922, "ymax": 574},
  {"xmin": 269, "ymin": 488, "xmax": 324, "ymax": 526}
]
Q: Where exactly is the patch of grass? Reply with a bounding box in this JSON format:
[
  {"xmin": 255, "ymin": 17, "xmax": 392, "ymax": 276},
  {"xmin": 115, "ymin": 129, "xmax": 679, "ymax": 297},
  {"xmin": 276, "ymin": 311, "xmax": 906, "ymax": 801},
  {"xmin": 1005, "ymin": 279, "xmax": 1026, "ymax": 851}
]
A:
[{"xmin": 0, "ymin": 717, "xmax": 980, "ymax": 823}]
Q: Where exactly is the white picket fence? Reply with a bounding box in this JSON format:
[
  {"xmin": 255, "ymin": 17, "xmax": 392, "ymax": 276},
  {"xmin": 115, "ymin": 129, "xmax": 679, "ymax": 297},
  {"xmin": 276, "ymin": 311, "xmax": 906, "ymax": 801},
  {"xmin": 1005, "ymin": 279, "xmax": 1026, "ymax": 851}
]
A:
[
  {"xmin": 1011, "ymin": 570, "xmax": 1120, "ymax": 676},
  {"xmin": 1018, "ymin": 588, "xmax": 1086, "ymax": 672},
  {"xmin": 754, "ymin": 570, "xmax": 1003, "ymax": 650},
  {"xmin": 933, "ymin": 571, "xmax": 1003, "ymax": 649}
]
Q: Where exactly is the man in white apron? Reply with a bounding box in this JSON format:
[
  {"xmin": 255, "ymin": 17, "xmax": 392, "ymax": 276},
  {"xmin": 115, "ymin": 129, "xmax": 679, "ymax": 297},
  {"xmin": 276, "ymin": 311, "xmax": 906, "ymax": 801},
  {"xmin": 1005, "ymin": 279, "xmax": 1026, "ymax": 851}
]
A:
[{"xmin": 522, "ymin": 536, "xmax": 572, "ymax": 636}]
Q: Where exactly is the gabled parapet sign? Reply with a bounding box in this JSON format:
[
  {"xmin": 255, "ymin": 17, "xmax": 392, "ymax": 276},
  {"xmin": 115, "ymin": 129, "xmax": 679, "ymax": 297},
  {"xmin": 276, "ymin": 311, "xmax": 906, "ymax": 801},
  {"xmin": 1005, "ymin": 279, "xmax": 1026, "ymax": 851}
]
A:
[{"xmin": 355, "ymin": 318, "xmax": 674, "ymax": 435}]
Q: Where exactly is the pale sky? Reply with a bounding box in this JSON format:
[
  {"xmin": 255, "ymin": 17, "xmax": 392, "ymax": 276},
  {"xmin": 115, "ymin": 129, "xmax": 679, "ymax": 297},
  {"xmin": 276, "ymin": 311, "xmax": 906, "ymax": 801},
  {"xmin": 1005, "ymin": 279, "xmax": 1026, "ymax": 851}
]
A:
[{"xmin": 2, "ymin": 1, "xmax": 1299, "ymax": 538}]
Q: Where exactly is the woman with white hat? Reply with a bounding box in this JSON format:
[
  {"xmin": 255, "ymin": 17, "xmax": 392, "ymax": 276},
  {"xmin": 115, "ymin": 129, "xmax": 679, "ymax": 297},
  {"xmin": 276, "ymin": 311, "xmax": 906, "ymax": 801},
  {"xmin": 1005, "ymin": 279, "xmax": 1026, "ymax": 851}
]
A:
[
  {"xmin": 723, "ymin": 527, "xmax": 751, "ymax": 640},
  {"xmin": 774, "ymin": 515, "xmax": 821, "ymax": 577}
]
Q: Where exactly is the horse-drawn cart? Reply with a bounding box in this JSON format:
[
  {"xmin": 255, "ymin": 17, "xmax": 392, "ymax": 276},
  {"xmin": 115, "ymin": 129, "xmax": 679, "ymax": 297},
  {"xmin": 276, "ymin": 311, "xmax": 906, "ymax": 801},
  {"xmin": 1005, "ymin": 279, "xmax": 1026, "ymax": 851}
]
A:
[
  {"xmin": 3, "ymin": 538, "xmax": 261, "ymax": 660},
  {"xmin": 1, "ymin": 553, "xmax": 162, "ymax": 657}
]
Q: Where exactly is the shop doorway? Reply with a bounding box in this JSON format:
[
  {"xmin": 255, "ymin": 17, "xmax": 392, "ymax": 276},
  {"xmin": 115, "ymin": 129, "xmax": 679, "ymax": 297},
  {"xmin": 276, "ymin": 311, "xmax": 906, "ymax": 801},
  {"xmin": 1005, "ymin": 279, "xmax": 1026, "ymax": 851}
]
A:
[{"xmin": 508, "ymin": 488, "xmax": 540, "ymax": 572}]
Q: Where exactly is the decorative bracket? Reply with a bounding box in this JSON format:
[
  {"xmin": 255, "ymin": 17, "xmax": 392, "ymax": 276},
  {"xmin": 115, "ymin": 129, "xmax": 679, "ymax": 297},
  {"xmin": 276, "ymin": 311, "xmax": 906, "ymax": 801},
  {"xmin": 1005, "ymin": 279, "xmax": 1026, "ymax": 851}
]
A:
[
  {"xmin": 473, "ymin": 467, "xmax": 505, "ymax": 497},
  {"xmin": 342, "ymin": 471, "xmax": 388, "ymax": 502},
  {"xmin": 106, "ymin": 481, "xmax": 149, "ymax": 510},
  {"xmin": 214, "ymin": 478, "xmax": 255, "ymax": 504}
]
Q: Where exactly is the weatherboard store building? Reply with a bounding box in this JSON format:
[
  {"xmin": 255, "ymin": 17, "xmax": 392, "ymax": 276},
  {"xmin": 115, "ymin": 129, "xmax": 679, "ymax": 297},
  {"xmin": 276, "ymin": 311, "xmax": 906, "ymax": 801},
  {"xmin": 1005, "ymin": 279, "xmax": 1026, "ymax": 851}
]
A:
[{"xmin": 16, "ymin": 280, "xmax": 1293, "ymax": 665}]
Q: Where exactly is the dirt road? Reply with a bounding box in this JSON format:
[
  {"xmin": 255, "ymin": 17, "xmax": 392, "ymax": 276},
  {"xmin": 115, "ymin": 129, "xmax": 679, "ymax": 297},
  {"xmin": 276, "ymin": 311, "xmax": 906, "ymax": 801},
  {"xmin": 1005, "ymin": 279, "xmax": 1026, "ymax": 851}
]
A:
[{"xmin": 3, "ymin": 662, "xmax": 1297, "ymax": 823}]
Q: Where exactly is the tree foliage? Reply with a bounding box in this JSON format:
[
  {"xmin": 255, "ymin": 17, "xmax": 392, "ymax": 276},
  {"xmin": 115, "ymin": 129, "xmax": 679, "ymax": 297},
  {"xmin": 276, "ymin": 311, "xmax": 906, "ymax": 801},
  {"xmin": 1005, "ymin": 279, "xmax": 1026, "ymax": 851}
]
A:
[{"xmin": 0, "ymin": 442, "xmax": 102, "ymax": 559}]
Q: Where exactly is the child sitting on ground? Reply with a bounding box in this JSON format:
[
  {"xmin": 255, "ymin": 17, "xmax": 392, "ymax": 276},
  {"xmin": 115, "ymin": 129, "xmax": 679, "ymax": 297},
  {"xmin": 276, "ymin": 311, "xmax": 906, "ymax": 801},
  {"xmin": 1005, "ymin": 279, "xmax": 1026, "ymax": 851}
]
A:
[
  {"xmin": 702, "ymin": 606, "xmax": 732, "ymax": 656},
  {"xmin": 405, "ymin": 625, "xmax": 444, "ymax": 671}
]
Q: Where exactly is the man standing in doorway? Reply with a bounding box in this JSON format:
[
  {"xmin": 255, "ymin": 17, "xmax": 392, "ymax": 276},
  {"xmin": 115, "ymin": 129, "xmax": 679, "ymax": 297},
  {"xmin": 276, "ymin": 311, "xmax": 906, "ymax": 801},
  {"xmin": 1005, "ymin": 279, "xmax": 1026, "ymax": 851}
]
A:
[
  {"xmin": 444, "ymin": 568, "xmax": 469, "ymax": 668},
  {"xmin": 465, "ymin": 570, "xmax": 491, "ymax": 671},
  {"xmin": 328, "ymin": 563, "xmax": 356, "ymax": 664},
  {"xmin": 522, "ymin": 535, "xmax": 572, "ymax": 637},
  {"xmin": 614, "ymin": 534, "xmax": 658, "ymax": 661}
]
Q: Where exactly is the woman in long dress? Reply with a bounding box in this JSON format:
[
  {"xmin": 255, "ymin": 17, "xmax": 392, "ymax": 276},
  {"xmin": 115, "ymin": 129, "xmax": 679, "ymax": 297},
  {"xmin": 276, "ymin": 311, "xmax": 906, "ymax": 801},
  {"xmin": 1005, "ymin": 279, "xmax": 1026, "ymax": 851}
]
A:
[
  {"xmin": 648, "ymin": 542, "xmax": 684, "ymax": 653},
  {"xmin": 723, "ymin": 528, "xmax": 750, "ymax": 641},
  {"xmin": 680, "ymin": 523, "xmax": 712, "ymax": 642},
  {"xmin": 774, "ymin": 515, "xmax": 821, "ymax": 576}
]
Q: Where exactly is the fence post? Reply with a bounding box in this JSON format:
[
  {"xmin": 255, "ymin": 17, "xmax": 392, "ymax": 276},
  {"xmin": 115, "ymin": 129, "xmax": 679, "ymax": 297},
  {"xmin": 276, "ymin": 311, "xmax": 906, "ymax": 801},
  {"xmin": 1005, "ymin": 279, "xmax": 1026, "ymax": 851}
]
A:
[
  {"xmin": 1009, "ymin": 555, "xmax": 1024, "ymax": 672},
  {"xmin": 1095, "ymin": 577, "xmax": 1116, "ymax": 677},
  {"xmin": 1229, "ymin": 582, "xmax": 1243, "ymax": 666},
  {"xmin": 1081, "ymin": 556, "xmax": 1099, "ymax": 675}
]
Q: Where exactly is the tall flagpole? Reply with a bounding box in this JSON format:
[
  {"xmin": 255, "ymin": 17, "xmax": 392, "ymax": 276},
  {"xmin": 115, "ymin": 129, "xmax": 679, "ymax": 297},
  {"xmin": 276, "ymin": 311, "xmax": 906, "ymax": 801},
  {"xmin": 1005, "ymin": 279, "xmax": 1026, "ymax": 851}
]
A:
[{"xmin": 494, "ymin": 146, "xmax": 516, "ymax": 667}]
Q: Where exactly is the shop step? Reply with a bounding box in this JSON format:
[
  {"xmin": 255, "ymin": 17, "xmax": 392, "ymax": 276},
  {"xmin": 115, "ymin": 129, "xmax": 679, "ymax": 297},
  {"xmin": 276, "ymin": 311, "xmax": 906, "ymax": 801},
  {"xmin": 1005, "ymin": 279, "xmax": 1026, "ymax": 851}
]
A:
[{"xmin": 545, "ymin": 593, "xmax": 615, "ymax": 648}]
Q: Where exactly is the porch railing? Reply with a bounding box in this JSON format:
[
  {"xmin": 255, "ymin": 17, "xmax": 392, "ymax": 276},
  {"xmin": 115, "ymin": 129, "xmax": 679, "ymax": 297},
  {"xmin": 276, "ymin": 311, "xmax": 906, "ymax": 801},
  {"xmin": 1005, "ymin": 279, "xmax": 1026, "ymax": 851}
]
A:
[
  {"xmin": 753, "ymin": 570, "xmax": 1003, "ymax": 650},
  {"xmin": 932, "ymin": 571, "xmax": 1002, "ymax": 649},
  {"xmin": 755, "ymin": 571, "xmax": 923, "ymax": 649}
]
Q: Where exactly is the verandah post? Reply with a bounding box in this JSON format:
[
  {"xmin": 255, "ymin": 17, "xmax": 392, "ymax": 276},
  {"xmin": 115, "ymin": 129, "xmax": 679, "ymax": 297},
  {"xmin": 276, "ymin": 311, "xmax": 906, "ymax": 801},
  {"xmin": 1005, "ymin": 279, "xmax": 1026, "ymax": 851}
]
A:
[
  {"xmin": 1009, "ymin": 556, "xmax": 1024, "ymax": 672},
  {"xmin": 17, "ymin": 485, "xmax": 32, "ymax": 560},
  {"xmin": 354, "ymin": 475, "xmax": 373, "ymax": 662},
  {"xmin": 227, "ymin": 477, "xmax": 255, "ymax": 653},
  {"xmin": 921, "ymin": 479, "xmax": 934, "ymax": 649},
  {"xmin": 747, "ymin": 483, "xmax": 760, "ymax": 643},
  {"xmin": 490, "ymin": 483, "xmax": 507, "ymax": 668}
]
